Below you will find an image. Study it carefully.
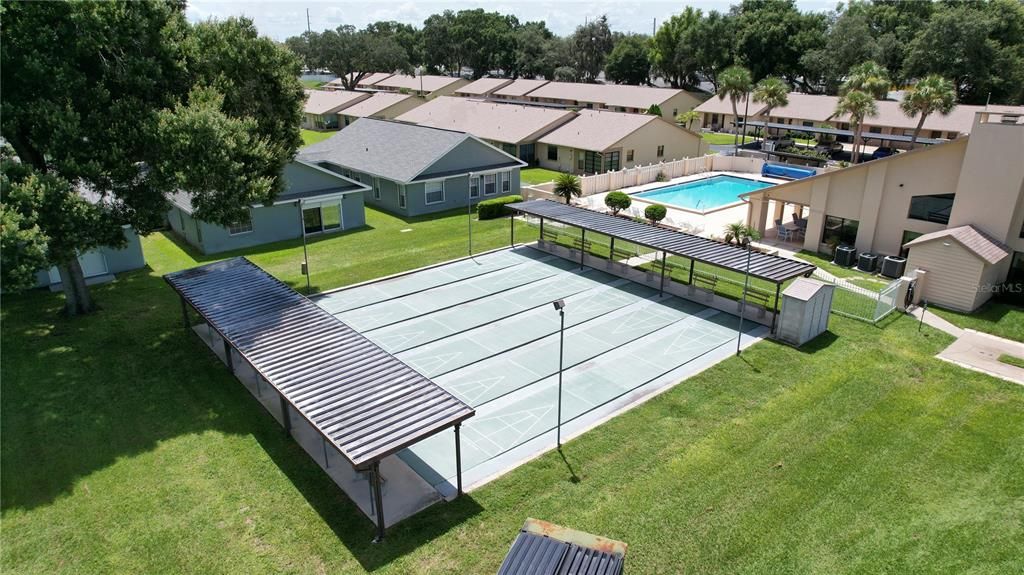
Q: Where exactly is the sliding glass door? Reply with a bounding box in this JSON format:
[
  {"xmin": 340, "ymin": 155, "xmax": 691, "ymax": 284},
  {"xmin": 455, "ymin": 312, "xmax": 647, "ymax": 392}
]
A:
[{"xmin": 303, "ymin": 204, "xmax": 342, "ymax": 235}]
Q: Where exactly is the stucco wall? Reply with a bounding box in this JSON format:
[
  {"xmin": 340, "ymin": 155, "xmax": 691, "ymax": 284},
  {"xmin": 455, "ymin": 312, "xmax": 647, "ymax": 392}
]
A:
[
  {"xmin": 614, "ymin": 119, "xmax": 705, "ymax": 166},
  {"xmin": 33, "ymin": 226, "xmax": 146, "ymax": 287},
  {"xmin": 949, "ymin": 121, "xmax": 1024, "ymax": 245}
]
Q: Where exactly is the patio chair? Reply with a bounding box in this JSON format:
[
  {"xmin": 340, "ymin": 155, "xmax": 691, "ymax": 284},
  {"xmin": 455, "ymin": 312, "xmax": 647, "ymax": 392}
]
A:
[
  {"xmin": 774, "ymin": 218, "xmax": 784, "ymax": 237},
  {"xmin": 777, "ymin": 225, "xmax": 792, "ymax": 242}
]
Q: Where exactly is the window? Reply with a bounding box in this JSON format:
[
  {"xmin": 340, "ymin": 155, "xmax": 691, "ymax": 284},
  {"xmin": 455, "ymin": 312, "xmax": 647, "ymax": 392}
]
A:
[
  {"xmin": 501, "ymin": 143, "xmax": 517, "ymax": 156},
  {"xmin": 1009, "ymin": 252, "xmax": 1024, "ymax": 286},
  {"xmin": 483, "ymin": 174, "xmax": 496, "ymax": 195},
  {"xmin": 398, "ymin": 185, "xmax": 406, "ymax": 209},
  {"xmin": 372, "ymin": 177, "xmax": 381, "ymax": 200},
  {"xmin": 900, "ymin": 230, "xmax": 923, "ymax": 257},
  {"xmin": 469, "ymin": 176, "xmax": 480, "ymax": 198},
  {"xmin": 672, "ymin": 108, "xmax": 678, "ymax": 117},
  {"xmin": 228, "ymin": 210, "xmax": 253, "ymax": 235},
  {"xmin": 656, "ymin": 145, "xmax": 665, "ymax": 158},
  {"xmin": 908, "ymin": 193, "xmax": 955, "ymax": 225},
  {"xmin": 322, "ymin": 204, "xmax": 341, "ymax": 231},
  {"xmin": 547, "ymin": 146, "xmax": 558, "ymax": 161},
  {"xmin": 303, "ymin": 207, "xmax": 322, "ymax": 234},
  {"xmin": 626, "ymin": 149, "xmax": 634, "ymax": 162},
  {"xmin": 425, "ymin": 181, "xmax": 444, "ymax": 204},
  {"xmin": 604, "ymin": 151, "xmax": 620, "ymax": 172},
  {"xmin": 582, "ymin": 151, "xmax": 602, "ymax": 173},
  {"xmin": 501, "ymin": 172, "xmax": 511, "ymax": 193},
  {"xmin": 802, "ymin": 121, "xmax": 814, "ymax": 127},
  {"xmin": 931, "ymin": 130, "xmax": 943, "ymax": 139},
  {"xmin": 822, "ymin": 215, "xmax": 859, "ymax": 246}
]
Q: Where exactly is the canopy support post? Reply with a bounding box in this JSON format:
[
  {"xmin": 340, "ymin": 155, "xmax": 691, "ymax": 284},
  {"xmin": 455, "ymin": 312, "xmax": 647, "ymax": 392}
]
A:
[
  {"xmin": 455, "ymin": 423, "xmax": 463, "ymax": 497},
  {"xmin": 223, "ymin": 337, "xmax": 234, "ymax": 373},
  {"xmin": 659, "ymin": 251, "xmax": 668, "ymax": 296},
  {"xmin": 510, "ymin": 214, "xmax": 515, "ymax": 247},
  {"xmin": 580, "ymin": 229, "xmax": 586, "ymax": 269},
  {"xmin": 772, "ymin": 282, "xmax": 782, "ymax": 334},
  {"xmin": 372, "ymin": 461, "xmax": 386, "ymax": 543},
  {"xmin": 688, "ymin": 258, "xmax": 695, "ymax": 285},
  {"xmin": 180, "ymin": 296, "xmax": 190, "ymax": 330},
  {"xmin": 609, "ymin": 236, "xmax": 616, "ymax": 261},
  {"xmin": 280, "ymin": 396, "xmax": 291, "ymax": 434}
]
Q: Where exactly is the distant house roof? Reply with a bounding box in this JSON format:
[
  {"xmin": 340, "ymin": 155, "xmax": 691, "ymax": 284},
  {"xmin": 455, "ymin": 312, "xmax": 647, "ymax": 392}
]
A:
[
  {"xmin": 497, "ymin": 519, "xmax": 627, "ymax": 575},
  {"xmin": 168, "ymin": 160, "xmax": 368, "ymax": 215},
  {"xmin": 694, "ymin": 94, "xmax": 768, "ymax": 116},
  {"xmin": 493, "ymin": 78, "xmax": 550, "ymax": 97},
  {"xmin": 456, "ymin": 77, "xmax": 514, "ymax": 96},
  {"xmin": 373, "ymin": 74, "xmax": 463, "ymax": 93},
  {"xmin": 303, "ymin": 89, "xmax": 369, "ymax": 115},
  {"xmin": 769, "ymin": 93, "xmax": 841, "ymax": 123},
  {"xmin": 904, "ymin": 224, "xmax": 1010, "ymax": 265},
  {"xmin": 396, "ymin": 97, "xmax": 575, "ymax": 145},
  {"xmin": 297, "ymin": 118, "xmax": 523, "ymax": 183},
  {"xmin": 339, "ymin": 92, "xmax": 416, "ymax": 118},
  {"xmin": 347, "ymin": 72, "xmax": 393, "ymax": 87},
  {"xmin": 537, "ymin": 109, "xmax": 659, "ymax": 152},
  {"xmin": 526, "ymin": 81, "xmax": 686, "ymax": 110}
]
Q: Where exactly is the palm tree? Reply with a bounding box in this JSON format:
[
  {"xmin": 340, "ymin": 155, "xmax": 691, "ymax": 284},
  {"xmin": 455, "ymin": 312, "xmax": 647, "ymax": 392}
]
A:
[
  {"xmin": 836, "ymin": 89, "xmax": 878, "ymax": 164},
  {"xmin": 842, "ymin": 61, "xmax": 890, "ymax": 100},
  {"xmin": 552, "ymin": 172, "xmax": 582, "ymax": 205},
  {"xmin": 723, "ymin": 222, "xmax": 761, "ymax": 246},
  {"xmin": 900, "ymin": 75, "xmax": 957, "ymax": 149},
  {"xmin": 752, "ymin": 76, "xmax": 789, "ymax": 143},
  {"xmin": 675, "ymin": 109, "xmax": 700, "ymax": 130},
  {"xmin": 717, "ymin": 65, "xmax": 753, "ymax": 154}
]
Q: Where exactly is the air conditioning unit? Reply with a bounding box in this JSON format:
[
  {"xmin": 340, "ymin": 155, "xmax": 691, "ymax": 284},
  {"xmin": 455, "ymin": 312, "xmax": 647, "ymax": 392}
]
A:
[
  {"xmin": 833, "ymin": 245, "xmax": 857, "ymax": 267},
  {"xmin": 881, "ymin": 256, "xmax": 907, "ymax": 278},
  {"xmin": 857, "ymin": 253, "xmax": 877, "ymax": 273}
]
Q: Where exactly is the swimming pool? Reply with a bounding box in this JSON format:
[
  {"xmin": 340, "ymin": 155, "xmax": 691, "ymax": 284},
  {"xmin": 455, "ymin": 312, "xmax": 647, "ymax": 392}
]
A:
[{"xmin": 633, "ymin": 175, "xmax": 773, "ymax": 210}]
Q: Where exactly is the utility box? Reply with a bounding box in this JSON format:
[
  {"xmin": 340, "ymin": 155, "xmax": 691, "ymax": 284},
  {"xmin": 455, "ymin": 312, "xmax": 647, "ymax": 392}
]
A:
[{"xmin": 777, "ymin": 278, "xmax": 834, "ymax": 346}]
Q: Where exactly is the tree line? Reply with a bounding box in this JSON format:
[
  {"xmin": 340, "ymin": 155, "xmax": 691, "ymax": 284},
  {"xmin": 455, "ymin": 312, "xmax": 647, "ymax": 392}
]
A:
[{"xmin": 287, "ymin": 0, "xmax": 1024, "ymax": 105}]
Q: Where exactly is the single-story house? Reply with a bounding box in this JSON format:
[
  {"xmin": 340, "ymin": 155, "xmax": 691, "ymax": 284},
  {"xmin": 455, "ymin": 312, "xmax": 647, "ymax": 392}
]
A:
[
  {"xmin": 491, "ymin": 78, "xmax": 550, "ymax": 101},
  {"xmin": 395, "ymin": 97, "xmax": 576, "ymax": 164},
  {"xmin": 323, "ymin": 72, "xmax": 395, "ymax": 91},
  {"xmin": 302, "ymin": 89, "xmax": 370, "ymax": 130},
  {"xmin": 453, "ymin": 77, "xmax": 514, "ymax": 97},
  {"xmin": 34, "ymin": 225, "xmax": 146, "ymax": 290},
  {"xmin": 167, "ymin": 160, "xmax": 369, "ymax": 254},
  {"xmin": 512, "ymin": 81, "xmax": 706, "ymax": 122},
  {"xmin": 298, "ymin": 118, "xmax": 526, "ymax": 216},
  {"xmin": 370, "ymin": 74, "xmax": 469, "ymax": 99},
  {"xmin": 338, "ymin": 92, "xmax": 424, "ymax": 127},
  {"xmin": 536, "ymin": 109, "xmax": 706, "ymax": 174}
]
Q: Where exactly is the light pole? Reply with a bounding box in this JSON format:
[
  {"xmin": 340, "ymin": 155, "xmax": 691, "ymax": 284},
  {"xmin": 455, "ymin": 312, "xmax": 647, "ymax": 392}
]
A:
[
  {"xmin": 552, "ymin": 299, "xmax": 566, "ymax": 449},
  {"xmin": 297, "ymin": 200, "xmax": 311, "ymax": 293},
  {"xmin": 736, "ymin": 237, "xmax": 753, "ymax": 356},
  {"xmin": 467, "ymin": 172, "xmax": 474, "ymax": 256}
]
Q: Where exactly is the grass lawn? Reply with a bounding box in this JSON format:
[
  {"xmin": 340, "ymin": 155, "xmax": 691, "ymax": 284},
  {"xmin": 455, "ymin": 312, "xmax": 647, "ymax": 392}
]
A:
[
  {"xmin": 520, "ymin": 167, "xmax": 565, "ymax": 186},
  {"xmin": 3, "ymin": 208, "xmax": 1024, "ymax": 573},
  {"xmin": 301, "ymin": 79, "xmax": 325, "ymax": 89},
  {"xmin": 301, "ymin": 129, "xmax": 334, "ymax": 147},
  {"xmin": 701, "ymin": 132, "xmax": 755, "ymax": 146},
  {"xmin": 998, "ymin": 353, "xmax": 1024, "ymax": 369},
  {"xmin": 929, "ymin": 301, "xmax": 1024, "ymax": 343},
  {"xmin": 794, "ymin": 250, "xmax": 880, "ymax": 281}
]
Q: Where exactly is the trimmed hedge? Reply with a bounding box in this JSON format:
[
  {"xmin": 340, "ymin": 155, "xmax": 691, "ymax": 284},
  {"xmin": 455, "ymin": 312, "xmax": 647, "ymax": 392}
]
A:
[
  {"xmin": 645, "ymin": 203, "xmax": 667, "ymax": 223},
  {"xmin": 477, "ymin": 195, "xmax": 523, "ymax": 220}
]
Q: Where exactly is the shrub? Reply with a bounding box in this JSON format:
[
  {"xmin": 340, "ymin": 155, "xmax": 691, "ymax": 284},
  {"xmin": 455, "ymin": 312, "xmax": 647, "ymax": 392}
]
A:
[
  {"xmin": 655, "ymin": 171, "xmax": 668, "ymax": 182},
  {"xmin": 644, "ymin": 204, "xmax": 667, "ymax": 224},
  {"xmin": 476, "ymin": 195, "xmax": 523, "ymax": 220},
  {"xmin": 647, "ymin": 104, "xmax": 663, "ymax": 116},
  {"xmin": 604, "ymin": 191, "xmax": 631, "ymax": 215}
]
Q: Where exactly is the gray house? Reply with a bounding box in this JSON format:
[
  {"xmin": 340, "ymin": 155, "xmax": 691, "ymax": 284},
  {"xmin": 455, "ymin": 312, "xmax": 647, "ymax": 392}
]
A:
[
  {"xmin": 167, "ymin": 160, "xmax": 369, "ymax": 254},
  {"xmin": 34, "ymin": 225, "xmax": 146, "ymax": 290},
  {"xmin": 298, "ymin": 118, "xmax": 526, "ymax": 217}
]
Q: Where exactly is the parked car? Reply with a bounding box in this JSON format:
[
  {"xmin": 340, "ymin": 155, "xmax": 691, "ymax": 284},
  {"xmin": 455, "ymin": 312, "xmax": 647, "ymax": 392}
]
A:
[
  {"xmin": 762, "ymin": 135, "xmax": 794, "ymax": 151},
  {"xmin": 871, "ymin": 146, "xmax": 898, "ymax": 160},
  {"xmin": 814, "ymin": 139, "xmax": 844, "ymax": 156}
]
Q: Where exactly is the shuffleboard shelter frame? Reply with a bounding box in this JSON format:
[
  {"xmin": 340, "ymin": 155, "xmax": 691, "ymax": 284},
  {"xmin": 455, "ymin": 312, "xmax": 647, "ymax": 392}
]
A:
[
  {"xmin": 508, "ymin": 200, "xmax": 816, "ymax": 331},
  {"xmin": 166, "ymin": 257, "xmax": 474, "ymax": 541}
]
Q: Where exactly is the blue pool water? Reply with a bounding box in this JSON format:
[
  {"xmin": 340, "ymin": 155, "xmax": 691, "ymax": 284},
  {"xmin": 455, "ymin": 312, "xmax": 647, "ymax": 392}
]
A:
[{"xmin": 634, "ymin": 175, "xmax": 773, "ymax": 210}]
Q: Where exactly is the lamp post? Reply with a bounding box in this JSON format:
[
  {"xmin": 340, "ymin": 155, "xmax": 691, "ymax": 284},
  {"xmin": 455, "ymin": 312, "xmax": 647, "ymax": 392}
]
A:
[
  {"xmin": 467, "ymin": 172, "xmax": 474, "ymax": 256},
  {"xmin": 552, "ymin": 299, "xmax": 566, "ymax": 449},
  {"xmin": 297, "ymin": 200, "xmax": 311, "ymax": 294},
  {"xmin": 736, "ymin": 237, "xmax": 753, "ymax": 356}
]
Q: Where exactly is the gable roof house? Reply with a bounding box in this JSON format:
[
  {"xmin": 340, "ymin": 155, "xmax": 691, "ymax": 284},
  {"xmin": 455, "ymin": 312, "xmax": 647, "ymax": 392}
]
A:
[
  {"xmin": 302, "ymin": 89, "xmax": 371, "ymax": 130},
  {"xmin": 453, "ymin": 77, "xmax": 514, "ymax": 97},
  {"xmin": 338, "ymin": 92, "xmax": 425, "ymax": 127},
  {"xmin": 536, "ymin": 109, "xmax": 706, "ymax": 174},
  {"xmin": 396, "ymin": 97, "xmax": 576, "ymax": 163},
  {"xmin": 491, "ymin": 78, "xmax": 550, "ymax": 100},
  {"xmin": 167, "ymin": 160, "xmax": 369, "ymax": 254},
  {"xmin": 515, "ymin": 82, "xmax": 706, "ymax": 121},
  {"xmin": 370, "ymin": 74, "xmax": 469, "ymax": 99},
  {"xmin": 298, "ymin": 118, "xmax": 526, "ymax": 216}
]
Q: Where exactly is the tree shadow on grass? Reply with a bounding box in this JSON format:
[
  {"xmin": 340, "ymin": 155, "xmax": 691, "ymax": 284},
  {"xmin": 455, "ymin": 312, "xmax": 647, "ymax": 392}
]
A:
[{"xmin": 1, "ymin": 270, "xmax": 480, "ymax": 568}]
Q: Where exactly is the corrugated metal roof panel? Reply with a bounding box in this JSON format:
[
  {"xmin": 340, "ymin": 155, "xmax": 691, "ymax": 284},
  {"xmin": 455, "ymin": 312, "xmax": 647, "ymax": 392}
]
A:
[
  {"xmin": 510, "ymin": 200, "xmax": 815, "ymax": 283},
  {"xmin": 165, "ymin": 257, "xmax": 474, "ymax": 468},
  {"xmin": 497, "ymin": 519, "xmax": 626, "ymax": 575}
]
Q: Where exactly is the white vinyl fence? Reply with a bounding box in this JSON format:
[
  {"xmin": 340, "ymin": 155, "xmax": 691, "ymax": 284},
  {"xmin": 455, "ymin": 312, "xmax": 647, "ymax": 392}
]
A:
[{"xmin": 578, "ymin": 154, "xmax": 768, "ymax": 196}]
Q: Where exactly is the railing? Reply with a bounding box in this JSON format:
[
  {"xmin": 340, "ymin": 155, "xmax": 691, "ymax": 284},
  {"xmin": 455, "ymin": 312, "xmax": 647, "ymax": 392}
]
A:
[{"xmin": 811, "ymin": 269, "xmax": 901, "ymax": 323}]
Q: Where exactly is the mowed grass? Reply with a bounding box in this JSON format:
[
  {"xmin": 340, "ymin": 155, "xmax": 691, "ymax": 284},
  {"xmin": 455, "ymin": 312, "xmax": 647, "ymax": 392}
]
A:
[
  {"xmin": 3, "ymin": 208, "xmax": 1024, "ymax": 573},
  {"xmin": 701, "ymin": 132, "xmax": 755, "ymax": 145},
  {"xmin": 301, "ymin": 128, "xmax": 334, "ymax": 147},
  {"xmin": 930, "ymin": 301, "xmax": 1024, "ymax": 343},
  {"xmin": 520, "ymin": 167, "xmax": 565, "ymax": 186}
]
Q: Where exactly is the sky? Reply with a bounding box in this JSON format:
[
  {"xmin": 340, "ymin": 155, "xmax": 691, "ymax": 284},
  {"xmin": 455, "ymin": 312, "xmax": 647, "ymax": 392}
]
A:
[{"xmin": 186, "ymin": 0, "xmax": 837, "ymax": 41}]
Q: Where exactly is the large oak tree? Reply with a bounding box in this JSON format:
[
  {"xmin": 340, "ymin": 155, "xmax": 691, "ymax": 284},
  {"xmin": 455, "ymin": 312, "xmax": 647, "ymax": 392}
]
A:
[{"xmin": 1, "ymin": 0, "xmax": 304, "ymax": 315}]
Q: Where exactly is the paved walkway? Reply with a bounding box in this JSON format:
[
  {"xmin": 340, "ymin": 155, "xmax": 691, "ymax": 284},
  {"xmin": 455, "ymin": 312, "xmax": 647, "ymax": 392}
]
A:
[{"xmin": 910, "ymin": 306, "xmax": 1024, "ymax": 385}]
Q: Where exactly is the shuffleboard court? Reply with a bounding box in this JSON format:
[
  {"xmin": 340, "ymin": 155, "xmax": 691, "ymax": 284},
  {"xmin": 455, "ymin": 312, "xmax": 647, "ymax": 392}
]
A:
[{"xmin": 313, "ymin": 246, "xmax": 767, "ymax": 495}]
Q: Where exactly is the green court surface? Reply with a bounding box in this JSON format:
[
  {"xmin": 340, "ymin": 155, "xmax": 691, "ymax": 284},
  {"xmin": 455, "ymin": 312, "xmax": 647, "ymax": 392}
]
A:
[{"xmin": 314, "ymin": 246, "xmax": 766, "ymax": 494}]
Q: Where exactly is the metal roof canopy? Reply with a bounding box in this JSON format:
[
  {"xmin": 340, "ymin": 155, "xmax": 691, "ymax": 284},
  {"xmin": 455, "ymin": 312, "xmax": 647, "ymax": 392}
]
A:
[
  {"xmin": 497, "ymin": 518, "xmax": 627, "ymax": 575},
  {"xmin": 738, "ymin": 119, "xmax": 947, "ymax": 146},
  {"xmin": 164, "ymin": 257, "xmax": 475, "ymax": 470},
  {"xmin": 508, "ymin": 200, "xmax": 816, "ymax": 284}
]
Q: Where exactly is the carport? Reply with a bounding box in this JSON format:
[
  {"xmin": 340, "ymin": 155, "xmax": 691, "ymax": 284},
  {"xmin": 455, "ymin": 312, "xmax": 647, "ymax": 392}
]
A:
[{"xmin": 165, "ymin": 257, "xmax": 475, "ymax": 541}]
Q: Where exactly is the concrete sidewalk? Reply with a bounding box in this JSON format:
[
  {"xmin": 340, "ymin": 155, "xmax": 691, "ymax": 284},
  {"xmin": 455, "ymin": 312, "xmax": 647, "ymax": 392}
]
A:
[{"xmin": 909, "ymin": 306, "xmax": 1024, "ymax": 385}]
